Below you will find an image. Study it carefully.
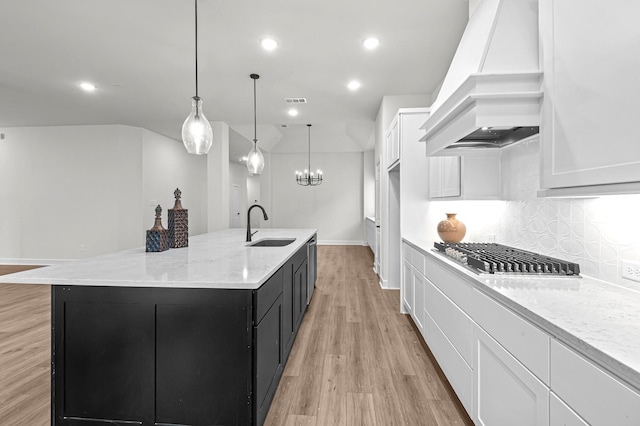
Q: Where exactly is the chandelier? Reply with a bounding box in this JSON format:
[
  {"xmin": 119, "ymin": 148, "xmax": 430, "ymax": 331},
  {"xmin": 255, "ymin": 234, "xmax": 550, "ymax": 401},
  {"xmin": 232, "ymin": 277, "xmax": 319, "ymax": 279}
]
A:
[{"xmin": 295, "ymin": 124, "xmax": 323, "ymax": 186}]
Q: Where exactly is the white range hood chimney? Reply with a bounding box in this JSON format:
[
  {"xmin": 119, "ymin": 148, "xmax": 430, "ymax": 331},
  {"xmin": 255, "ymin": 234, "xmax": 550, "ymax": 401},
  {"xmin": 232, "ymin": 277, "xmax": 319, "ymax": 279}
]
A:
[{"xmin": 421, "ymin": 0, "xmax": 542, "ymax": 155}]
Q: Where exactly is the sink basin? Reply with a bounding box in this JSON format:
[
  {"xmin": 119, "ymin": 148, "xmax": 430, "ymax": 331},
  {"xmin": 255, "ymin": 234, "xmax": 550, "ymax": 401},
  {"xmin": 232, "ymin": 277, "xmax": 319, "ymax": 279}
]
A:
[{"xmin": 248, "ymin": 238, "xmax": 296, "ymax": 247}]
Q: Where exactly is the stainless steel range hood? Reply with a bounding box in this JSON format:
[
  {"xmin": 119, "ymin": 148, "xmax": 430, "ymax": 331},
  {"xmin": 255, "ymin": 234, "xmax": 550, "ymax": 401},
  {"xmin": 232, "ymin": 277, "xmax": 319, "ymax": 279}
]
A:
[{"xmin": 420, "ymin": 0, "xmax": 542, "ymax": 155}]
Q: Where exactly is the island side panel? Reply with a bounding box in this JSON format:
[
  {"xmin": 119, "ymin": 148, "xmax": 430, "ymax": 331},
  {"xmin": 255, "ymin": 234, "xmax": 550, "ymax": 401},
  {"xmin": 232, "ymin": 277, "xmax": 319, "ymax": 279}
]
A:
[{"xmin": 52, "ymin": 285, "xmax": 253, "ymax": 426}]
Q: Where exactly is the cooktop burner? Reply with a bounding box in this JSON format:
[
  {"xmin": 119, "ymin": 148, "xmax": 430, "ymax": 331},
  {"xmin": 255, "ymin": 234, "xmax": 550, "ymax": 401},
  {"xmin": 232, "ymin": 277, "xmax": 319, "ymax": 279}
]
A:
[{"xmin": 434, "ymin": 242, "xmax": 581, "ymax": 276}]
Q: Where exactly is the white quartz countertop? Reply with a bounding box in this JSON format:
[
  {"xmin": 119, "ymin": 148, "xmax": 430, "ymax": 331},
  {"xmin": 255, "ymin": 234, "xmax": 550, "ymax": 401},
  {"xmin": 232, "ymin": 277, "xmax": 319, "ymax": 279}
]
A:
[
  {"xmin": 403, "ymin": 236, "xmax": 640, "ymax": 391},
  {"xmin": 0, "ymin": 229, "xmax": 317, "ymax": 290}
]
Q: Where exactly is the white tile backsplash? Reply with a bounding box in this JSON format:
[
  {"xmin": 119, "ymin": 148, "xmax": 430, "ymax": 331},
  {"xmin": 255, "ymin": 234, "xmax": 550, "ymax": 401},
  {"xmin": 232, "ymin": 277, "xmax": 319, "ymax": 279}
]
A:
[{"xmin": 427, "ymin": 138, "xmax": 640, "ymax": 291}]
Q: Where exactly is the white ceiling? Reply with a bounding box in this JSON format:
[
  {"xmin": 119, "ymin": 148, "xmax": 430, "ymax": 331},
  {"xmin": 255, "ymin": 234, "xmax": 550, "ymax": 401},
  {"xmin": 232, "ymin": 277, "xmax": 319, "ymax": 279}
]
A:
[{"xmin": 0, "ymin": 0, "xmax": 469, "ymax": 160}]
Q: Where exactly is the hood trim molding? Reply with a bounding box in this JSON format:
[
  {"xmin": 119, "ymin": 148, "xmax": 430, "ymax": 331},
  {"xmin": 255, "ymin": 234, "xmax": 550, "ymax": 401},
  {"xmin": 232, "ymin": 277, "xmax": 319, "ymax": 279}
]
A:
[{"xmin": 420, "ymin": 72, "xmax": 542, "ymax": 156}]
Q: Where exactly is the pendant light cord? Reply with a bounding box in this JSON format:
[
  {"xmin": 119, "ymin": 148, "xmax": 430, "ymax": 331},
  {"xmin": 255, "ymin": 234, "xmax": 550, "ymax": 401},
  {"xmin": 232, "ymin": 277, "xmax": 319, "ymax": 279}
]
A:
[
  {"xmin": 194, "ymin": 0, "xmax": 199, "ymax": 97},
  {"xmin": 253, "ymin": 77, "xmax": 257, "ymax": 145},
  {"xmin": 308, "ymin": 124, "xmax": 312, "ymax": 172}
]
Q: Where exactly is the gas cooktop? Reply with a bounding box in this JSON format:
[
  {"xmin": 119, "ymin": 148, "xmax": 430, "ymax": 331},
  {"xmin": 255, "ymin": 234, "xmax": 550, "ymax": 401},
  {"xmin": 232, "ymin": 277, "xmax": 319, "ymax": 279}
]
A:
[{"xmin": 433, "ymin": 242, "xmax": 581, "ymax": 276}]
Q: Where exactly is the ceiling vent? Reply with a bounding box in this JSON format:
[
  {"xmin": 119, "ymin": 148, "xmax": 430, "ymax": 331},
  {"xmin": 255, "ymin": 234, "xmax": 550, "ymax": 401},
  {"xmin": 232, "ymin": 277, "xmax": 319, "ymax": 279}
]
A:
[{"xmin": 284, "ymin": 98, "xmax": 307, "ymax": 104}]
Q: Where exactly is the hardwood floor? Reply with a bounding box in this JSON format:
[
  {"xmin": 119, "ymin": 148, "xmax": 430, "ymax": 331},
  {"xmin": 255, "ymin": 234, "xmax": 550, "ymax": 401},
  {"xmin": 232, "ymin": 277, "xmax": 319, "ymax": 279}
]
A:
[
  {"xmin": 0, "ymin": 248, "xmax": 472, "ymax": 425},
  {"xmin": 265, "ymin": 246, "xmax": 473, "ymax": 426},
  {"xmin": 0, "ymin": 266, "xmax": 49, "ymax": 426}
]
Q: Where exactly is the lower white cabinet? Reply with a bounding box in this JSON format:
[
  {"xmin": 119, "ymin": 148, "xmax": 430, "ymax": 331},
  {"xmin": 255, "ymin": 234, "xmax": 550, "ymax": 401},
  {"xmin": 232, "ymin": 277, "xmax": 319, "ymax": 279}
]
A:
[
  {"xmin": 550, "ymin": 339, "xmax": 640, "ymax": 426},
  {"xmin": 424, "ymin": 310, "xmax": 474, "ymax": 414},
  {"xmin": 412, "ymin": 271, "xmax": 425, "ymax": 332},
  {"xmin": 411, "ymin": 248, "xmax": 640, "ymax": 426},
  {"xmin": 474, "ymin": 325, "xmax": 549, "ymax": 426},
  {"xmin": 401, "ymin": 261, "xmax": 413, "ymax": 315},
  {"xmin": 550, "ymin": 392, "xmax": 588, "ymax": 426}
]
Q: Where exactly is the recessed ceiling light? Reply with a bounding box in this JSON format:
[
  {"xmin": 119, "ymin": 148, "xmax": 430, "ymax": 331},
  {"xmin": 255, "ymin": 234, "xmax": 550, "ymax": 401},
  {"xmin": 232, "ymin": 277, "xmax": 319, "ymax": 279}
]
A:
[
  {"xmin": 261, "ymin": 37, "xmax": 278, "ymax": 51},
  {"xmin": 363, "ymin": 37, "xmax": 380, "ymax": 50},
  {"xmin": 288, "ymin": 108, "xmax": 299, "ymax": 117},
  {"xmin": 347, "ymin": 80, "xmax": 361, "ymax": 91},
  {"xmin": 79, "ymin": 82, "xmax": 96, "ymax": 92}
]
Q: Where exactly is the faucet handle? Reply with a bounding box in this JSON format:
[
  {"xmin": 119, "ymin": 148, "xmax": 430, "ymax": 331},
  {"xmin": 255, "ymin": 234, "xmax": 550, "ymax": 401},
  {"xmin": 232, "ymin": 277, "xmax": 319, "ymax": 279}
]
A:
[{"xmin": 251, "ymin": 230, "xmax": 258, "ymax": 237}]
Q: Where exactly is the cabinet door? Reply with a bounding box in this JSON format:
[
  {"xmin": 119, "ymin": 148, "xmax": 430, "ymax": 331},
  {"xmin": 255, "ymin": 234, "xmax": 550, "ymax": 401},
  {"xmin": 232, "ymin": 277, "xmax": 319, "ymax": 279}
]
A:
[
  {"xmin": 293, "ymin": 259, "xmax": 308, "ymax": 329},
  {"xmin": 386, "ymin": 118, "xmax": 400, "ymax": 168},
  {"xmin": 412, "ymin": 270, "xmax": 425, "ymax": 332},
  {"xmin": 254, "ymin": 295, "xmax": 283, "ymax": 426},
  {"xmin": 441, "ymin": 156, "xmax": 461, "ymax": 197},
  {"xmin": 541, "ymin": 0, "xmax": 640, "ymax": 189},
  {"xmin": 550, "ymin": 393, "xmax": 588, "ymax": 426},
  {"xmin": 282, "ymin": 262, "xmax": 295, "ymax": 359},
  {"xmin": 401, "ymin": 261, "xmax": 413, "ymax": 314},
  {"xmin": 474, "ymin": 326, "xmax": 549, "ymax": 426},
  {"xmin": 429, "ymin": 156, "xmax": 461, "ymax": 198}
]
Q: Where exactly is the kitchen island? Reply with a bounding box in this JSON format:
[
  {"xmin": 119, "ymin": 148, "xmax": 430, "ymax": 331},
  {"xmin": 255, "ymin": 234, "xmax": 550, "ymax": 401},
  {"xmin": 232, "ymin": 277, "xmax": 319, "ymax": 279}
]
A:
[{"xmin": 0, "ymin": 228, "xmax": 317, "ymax": 426}]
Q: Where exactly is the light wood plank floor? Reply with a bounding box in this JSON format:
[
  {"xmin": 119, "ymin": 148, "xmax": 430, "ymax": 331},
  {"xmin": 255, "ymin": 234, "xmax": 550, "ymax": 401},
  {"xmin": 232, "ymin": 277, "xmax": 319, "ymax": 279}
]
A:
[
  {"xmin": 0, "ymin": 266, "xmax": 50, "ymax": 426},
  {"xmin": 0, "ymin": 248, "xmax": 472, "ymax": 425},
  {"xmin": 265, "ymin": 246, "xmax": 472, "ymax": 426}
]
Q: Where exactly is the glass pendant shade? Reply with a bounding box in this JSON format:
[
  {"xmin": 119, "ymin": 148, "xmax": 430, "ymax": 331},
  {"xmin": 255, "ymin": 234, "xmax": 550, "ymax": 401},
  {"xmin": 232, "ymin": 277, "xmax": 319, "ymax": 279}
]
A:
[
  {"xmin": 182, "ymin": 96, "xmax": 213, "ymax": 155},
  {"xmin": 246, "ymin": 142, "xmax": 265, "ymax": 174}
]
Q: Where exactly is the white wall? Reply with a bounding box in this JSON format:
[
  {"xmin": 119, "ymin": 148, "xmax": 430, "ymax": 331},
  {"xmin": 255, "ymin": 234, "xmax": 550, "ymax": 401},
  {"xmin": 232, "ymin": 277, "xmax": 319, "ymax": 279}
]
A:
[
  {"xmin": 142, "ymin": 129, "xmax": 208, "ymax": 237},
  {"xmin": 363, "ymin": 150, "xmax": 375, "ymax": 219},
  {"xmin": 0, "ymin": 125, "xmax": 210, "ymax": 261},
  {"xmin": 207, "ymin": 122, "xmax": 230, "ymax": 232},
  {"xmin": 270, "ymin": 152, "xmax": 364, "ymax": 244},
  {"xmin": 229, "ymin": 162, "xmax": 249, "ymax": 228}
]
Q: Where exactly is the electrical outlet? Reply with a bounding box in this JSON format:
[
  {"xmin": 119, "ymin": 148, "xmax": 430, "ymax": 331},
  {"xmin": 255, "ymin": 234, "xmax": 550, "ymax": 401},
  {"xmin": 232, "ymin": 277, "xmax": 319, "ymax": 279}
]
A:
[
  {"xmin": 621, "ymin": 260, "xmax": 640, "ymax": 282},
  {"xmin": 80, "ymin": 244, "xmax": 86, "ymax": 253},
  {"xmin": 148, "ymin": 199, "xmax": 157, "ymax": 206}
]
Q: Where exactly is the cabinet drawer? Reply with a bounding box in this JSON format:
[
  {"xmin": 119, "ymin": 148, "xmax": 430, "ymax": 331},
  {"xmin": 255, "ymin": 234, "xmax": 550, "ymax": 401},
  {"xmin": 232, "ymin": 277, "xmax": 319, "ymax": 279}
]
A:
[
  {"xmin": 468, "ymin": 288, "xmax": 549, "ymax": 385},
  {"xmin": 424, "ymin": 276, "xmax": 473, "ymax": 366},
  {"xmin": 550, "ymin": 339, "xmax": 640, "ymax": 426},
  {"xmin": 402, "ymin": 243, "xmax": 425, "ymax": 275},
  {"xmin": 424, "ymin": 311, "xmax": 473, "ymax": 415},
  {"xmin": 550, "ymin": 392, "xmax": 588, "ymax": 426},
  {"xmin": 424, "ymin": 254, "xmax": 474, "ymax": 314},
  {"xmin": 254, "ymin": 267, "xmax": 283, "ymax": 324}
]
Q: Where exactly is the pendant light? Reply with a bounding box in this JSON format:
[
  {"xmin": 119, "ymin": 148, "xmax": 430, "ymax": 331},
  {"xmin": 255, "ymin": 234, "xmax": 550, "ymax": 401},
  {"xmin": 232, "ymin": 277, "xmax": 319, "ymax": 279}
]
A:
[
  {"xmin": 181, "ymin": 0, "xmax": 213, "ymax": 155},
  {"xmin": 295, "ymin": 124, "xmax": 323, "ymax": 186},
  {"xmin": 246, "ymin": 73, "xmax": 265, "ymax": 174}
]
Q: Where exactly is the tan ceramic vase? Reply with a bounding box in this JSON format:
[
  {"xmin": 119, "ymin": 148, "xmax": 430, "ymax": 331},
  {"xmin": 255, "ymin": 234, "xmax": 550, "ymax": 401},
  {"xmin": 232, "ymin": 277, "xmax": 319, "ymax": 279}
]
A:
[{"xmin": 437, "ymin": 213, "xmax": 466, "ymax": 243}]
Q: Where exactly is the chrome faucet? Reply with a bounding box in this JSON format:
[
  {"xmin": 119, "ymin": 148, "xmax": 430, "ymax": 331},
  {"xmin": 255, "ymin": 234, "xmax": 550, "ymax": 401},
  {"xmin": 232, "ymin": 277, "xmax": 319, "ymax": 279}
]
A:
[{"xmin": 246, "ymin": 204, "xmax": 269, "ymax": 242}]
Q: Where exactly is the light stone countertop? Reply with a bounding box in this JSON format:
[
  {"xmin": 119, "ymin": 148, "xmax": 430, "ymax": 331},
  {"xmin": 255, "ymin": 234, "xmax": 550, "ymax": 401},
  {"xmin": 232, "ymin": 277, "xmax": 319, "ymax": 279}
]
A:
[
  {"xmin": 403, "ymin": 236, "xmax": 640, "ymax": 392},
  {"xmin": 0, "ymin": 229, "xmax": 317, "ymax": 290}
]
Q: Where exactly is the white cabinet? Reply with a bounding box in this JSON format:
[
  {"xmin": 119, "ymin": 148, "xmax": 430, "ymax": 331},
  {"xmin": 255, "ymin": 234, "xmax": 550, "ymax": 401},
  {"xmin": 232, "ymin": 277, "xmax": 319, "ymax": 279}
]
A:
[
  {"xmin": 550, "ymin": 393, "xmax": 588, "ymax": 426},
  {"xmin": 429, "ymin": 153, "xmax": 501, "ymax": 200},
  {"xmin": 550, "ymin": 339, "xmax": 640, "ymax": 426},
  {"xmin": 401, "ymin": 260, "xmax": 413, "ymax": 315},
  {"xmin": 412, "ymin": 271, "xmax": 425, "ymax": 333},
  {"xmin": 540, "ymin": 0, "xmax": 640, "ymax": 193},
  {"xmin": 474, "ymin": 326, "xmax": 549, "ymax": 426},
  {"xmin": 386, "ymin": 118, "xmax": 400, "ymax": 169},
  {"xmin": 429, "ymin": 156, "xmax": 461, "ymax": 198},
  {"xmin": 424, "ymin": 310, "xmax": 474, "ymax": 415}
]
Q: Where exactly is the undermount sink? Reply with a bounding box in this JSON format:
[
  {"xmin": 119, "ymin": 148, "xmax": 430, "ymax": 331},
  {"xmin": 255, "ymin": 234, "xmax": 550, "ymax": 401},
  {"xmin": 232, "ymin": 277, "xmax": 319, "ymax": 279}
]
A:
[{"xmin": 248, "ymin": 238, "xmax": 296, "ymax": 247}]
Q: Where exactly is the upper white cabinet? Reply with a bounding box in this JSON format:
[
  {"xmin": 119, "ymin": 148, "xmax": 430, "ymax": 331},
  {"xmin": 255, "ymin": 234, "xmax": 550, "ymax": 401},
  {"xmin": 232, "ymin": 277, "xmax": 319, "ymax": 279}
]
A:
[
  {"xmin": 540, "ymin": 0, "xmax": 640, "ymax": 193},
  {"xmin": 429, "ymin": 156, "xmax": 461, "ymax": 198},
  {"xmin": 386, "ymin": 118, "xmax": 400, "ymax": 169},
  {"xmin": 429, "ymin": 153, "xmax": 501, "ymax": 200}
]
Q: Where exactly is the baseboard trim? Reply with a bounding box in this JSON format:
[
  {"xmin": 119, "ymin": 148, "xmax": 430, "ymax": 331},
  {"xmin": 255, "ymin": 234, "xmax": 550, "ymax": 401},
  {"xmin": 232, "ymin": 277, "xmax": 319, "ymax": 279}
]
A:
[
  {"xmin": 0, "ymin": 258, "xmax": 76, "ymax": 266},
  {"xmin": 318, "ymin": 240, "xmax": 367, "ymax": 246}
]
